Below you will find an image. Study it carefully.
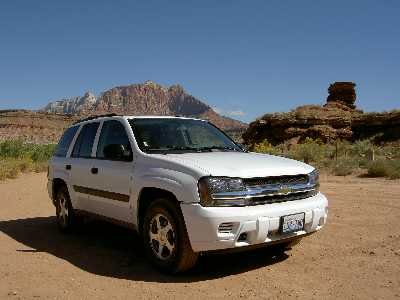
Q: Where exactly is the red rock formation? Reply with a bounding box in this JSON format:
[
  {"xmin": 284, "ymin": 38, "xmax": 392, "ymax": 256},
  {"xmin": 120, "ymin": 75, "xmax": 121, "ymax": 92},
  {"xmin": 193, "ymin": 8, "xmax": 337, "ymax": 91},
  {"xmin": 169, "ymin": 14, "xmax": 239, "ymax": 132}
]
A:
[
  {"xmin": 43, "ymin": 81, "xmax": 247, "ymax": 132},
  {"xmin": 243, "ymin": 83, "xmax": 400, "ymax": 145},
  {"xmin": 326, "ymin": 82, "xmax": 357, "ymax": 109}
]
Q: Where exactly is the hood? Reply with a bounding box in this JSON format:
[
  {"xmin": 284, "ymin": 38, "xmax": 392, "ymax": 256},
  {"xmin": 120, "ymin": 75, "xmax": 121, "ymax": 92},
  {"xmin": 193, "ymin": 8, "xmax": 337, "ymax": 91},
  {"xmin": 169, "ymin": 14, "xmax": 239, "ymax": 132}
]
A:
[{"xmin": 152, "ymin": 151, "xmax": 314, "ymax": 178}]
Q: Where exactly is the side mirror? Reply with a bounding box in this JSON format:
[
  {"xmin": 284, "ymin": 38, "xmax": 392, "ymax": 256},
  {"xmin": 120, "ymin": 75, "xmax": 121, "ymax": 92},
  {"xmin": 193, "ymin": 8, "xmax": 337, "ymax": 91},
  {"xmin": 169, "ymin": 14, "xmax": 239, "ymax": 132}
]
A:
[{"xmin": 103, "ymin": 144, "xmax": 132, "ymax": 161}]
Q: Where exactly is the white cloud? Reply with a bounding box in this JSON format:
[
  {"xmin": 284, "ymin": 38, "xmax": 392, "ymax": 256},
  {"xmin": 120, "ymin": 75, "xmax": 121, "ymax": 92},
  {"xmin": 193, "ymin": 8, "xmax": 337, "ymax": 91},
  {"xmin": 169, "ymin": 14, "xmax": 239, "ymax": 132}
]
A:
[
  {"xmin": 212, "ymin": 106, "xmax": 246, "ymax": 117},
  {"xmin": 212, "ymin": 106, "xmax": 222, "ymax": 114},
  {"xmin": 226, "ymin": 110, "xmax": 246, "ymax": 117}
]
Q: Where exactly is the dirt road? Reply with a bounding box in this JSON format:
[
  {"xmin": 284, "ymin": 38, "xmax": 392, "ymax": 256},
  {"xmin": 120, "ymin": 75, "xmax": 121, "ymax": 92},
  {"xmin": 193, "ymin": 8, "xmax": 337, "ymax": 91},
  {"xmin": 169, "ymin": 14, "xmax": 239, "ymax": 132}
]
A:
[{"xmin": 0, "ymin": 173, "xmax": 399, "ymax": 299}]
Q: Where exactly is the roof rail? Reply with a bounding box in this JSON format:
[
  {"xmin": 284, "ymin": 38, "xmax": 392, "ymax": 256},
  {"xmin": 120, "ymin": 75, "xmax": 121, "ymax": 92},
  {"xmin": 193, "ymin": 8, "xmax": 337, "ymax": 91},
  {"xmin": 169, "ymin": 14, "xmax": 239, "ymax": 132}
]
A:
[{"xmin": 73, "ymin": 113, "xmax": 119, "ymax": 125}]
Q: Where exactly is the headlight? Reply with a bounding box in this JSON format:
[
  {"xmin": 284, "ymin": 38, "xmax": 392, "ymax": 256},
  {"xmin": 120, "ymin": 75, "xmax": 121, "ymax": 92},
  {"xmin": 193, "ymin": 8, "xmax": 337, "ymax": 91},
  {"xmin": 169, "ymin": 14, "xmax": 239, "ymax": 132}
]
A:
[
  {"xmin": 308, "ymin": 169, "xmax": 319, "ymax": 188},
  {"xmin": 198, "ymin": 177, "xmax": 247, "ymax": 207}
]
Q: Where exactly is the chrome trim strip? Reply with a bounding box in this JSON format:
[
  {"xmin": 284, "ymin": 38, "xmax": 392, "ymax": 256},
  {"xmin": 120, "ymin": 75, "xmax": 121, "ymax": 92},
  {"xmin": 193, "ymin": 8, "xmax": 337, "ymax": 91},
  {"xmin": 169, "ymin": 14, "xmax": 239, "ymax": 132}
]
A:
[{"xmin": 211, "ymin": 183, "xmax": 318, "ymax": 200}]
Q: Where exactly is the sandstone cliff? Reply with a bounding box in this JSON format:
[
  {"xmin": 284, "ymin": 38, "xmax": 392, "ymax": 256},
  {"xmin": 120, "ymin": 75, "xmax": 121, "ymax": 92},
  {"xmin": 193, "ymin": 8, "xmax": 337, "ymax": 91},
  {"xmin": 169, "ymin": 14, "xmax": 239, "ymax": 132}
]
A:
[
  {"xmin": 243, "ymin": 82, "xmax": 400, "ymax": 146},
  {"xmin": 42, "ymin": 81, "xmax": 246, "ymax": 132},
  {"xmin": 0, "ymin": 110, "xmax": 78, "ymax": 144}
]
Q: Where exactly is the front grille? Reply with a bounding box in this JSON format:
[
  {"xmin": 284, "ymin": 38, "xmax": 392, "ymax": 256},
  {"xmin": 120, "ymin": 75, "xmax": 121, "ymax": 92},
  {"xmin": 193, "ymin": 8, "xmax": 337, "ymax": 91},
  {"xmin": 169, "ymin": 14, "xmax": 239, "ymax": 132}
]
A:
[
  {"xmin": 243, "ymin": 174, "xmax": 309, "ymax": 188},
  {"xmin": 249, "ymin": 190, "xmax": 317, "ymax": 206}
]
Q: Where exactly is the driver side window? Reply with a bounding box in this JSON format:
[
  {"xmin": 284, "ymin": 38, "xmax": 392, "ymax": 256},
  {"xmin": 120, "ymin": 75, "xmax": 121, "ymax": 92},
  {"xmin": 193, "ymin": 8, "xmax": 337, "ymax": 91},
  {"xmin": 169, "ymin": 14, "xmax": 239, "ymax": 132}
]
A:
[{"xmin": 96, "ymin": 120, "xmax": 133, "ymax": 161}]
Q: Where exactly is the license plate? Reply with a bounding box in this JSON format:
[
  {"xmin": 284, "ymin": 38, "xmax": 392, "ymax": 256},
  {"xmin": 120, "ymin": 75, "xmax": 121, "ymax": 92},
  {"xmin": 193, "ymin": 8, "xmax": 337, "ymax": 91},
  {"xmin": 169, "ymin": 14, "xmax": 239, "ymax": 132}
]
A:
[{"xmin": 280, "ymin": 213, "xmax": 305, "ymax": 234}]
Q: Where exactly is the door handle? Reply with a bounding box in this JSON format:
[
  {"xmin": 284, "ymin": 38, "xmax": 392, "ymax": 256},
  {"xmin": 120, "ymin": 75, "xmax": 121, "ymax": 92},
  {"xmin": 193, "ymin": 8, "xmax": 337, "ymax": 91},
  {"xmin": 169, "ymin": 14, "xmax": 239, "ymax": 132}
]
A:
[
  {"xmin": 66, "ymin": 165, "xmax": 71, "ymax": 170},
  {"xmin": 91, "ymin": 167, "xmax": 98, "ymax": 174}
]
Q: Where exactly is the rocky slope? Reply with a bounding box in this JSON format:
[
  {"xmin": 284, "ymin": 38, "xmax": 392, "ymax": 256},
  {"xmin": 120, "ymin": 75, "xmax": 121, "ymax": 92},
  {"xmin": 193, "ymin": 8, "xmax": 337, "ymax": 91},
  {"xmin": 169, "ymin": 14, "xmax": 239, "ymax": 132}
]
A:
[
  {"xmin": 0, "ymin": 110, "xmax": 78, "ymax": 144},
  {"xmin": 42, "ymin": 92, "xmax": 96, "ymax": 115},
  {"xmin": 42, "ymin": 81, "xmax": 246, "ymax": 133},
  {"xmin": 0, "ymin": 81, "xmax": 246, "ymax": 144},
  {"xmin": 243, "ymin": 82, "xmax": 400, "ymax": 146}
]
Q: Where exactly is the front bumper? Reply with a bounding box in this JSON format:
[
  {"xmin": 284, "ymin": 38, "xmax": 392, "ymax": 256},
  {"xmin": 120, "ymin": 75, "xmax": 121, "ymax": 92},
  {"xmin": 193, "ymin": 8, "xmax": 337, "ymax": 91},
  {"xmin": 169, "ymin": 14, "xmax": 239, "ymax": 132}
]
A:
[{"xmin": 181, "ymin": 192, "xmax": 328, "ymax": 252}]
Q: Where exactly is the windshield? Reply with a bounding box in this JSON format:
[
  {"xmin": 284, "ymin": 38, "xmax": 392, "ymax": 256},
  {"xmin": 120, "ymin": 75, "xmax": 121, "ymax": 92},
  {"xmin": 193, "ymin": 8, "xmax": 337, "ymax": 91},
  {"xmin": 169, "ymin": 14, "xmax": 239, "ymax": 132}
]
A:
[{"xmin": 129, "ymin": 118, "xmax": 243, "ymax": 154}]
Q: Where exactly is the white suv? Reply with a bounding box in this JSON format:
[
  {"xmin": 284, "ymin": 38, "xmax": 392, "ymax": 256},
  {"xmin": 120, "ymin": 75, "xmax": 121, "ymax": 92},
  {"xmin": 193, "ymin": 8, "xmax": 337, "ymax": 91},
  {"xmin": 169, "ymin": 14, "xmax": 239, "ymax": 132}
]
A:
[{"xmin": 47, "ymin": 114, "xmax": 328, "ymax": 273}]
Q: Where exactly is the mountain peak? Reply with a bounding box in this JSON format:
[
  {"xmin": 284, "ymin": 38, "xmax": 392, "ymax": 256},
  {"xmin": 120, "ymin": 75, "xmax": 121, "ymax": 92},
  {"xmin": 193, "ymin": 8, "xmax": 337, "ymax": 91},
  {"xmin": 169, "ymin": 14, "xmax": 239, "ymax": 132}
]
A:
[{"xmin": 42, "ymin": 81, "xmax": 247, "ymax": 132}]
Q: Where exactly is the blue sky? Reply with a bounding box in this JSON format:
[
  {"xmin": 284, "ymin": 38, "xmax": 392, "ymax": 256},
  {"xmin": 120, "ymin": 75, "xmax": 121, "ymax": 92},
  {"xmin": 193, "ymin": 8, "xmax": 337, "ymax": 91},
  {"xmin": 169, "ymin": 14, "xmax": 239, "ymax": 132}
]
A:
[{"xmin": 0, "ymin": 0, "xmax": 399, "ymax": 122}]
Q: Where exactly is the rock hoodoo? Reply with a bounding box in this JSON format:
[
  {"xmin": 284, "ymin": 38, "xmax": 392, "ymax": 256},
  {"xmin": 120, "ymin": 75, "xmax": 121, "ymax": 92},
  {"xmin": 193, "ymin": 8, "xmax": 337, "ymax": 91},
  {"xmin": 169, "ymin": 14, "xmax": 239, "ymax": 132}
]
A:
[
  {"xmin": 326, "ymin": 82, "xmax": 357, "ymax": 109},
  {"xmin": 243, "ymin": 82, "xmax": 400, "ymax": 145}
]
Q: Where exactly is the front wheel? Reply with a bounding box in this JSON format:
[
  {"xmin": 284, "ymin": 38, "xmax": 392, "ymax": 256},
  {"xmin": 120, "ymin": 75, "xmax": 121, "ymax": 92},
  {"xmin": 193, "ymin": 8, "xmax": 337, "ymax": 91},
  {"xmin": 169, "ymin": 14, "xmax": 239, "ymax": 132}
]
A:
[{"xmin": 143, "ymin": 199, "xmax": 198, "ymax": 274}]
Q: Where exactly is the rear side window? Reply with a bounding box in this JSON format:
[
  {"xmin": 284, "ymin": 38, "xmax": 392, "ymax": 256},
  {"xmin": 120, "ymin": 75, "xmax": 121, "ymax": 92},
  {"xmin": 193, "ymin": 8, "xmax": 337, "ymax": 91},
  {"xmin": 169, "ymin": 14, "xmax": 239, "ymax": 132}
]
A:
[
  {"xmin": 54, "ymin": 126, "xmax": 79, "ymax": 157},
  {"xmin": 72, "ymin": 122, "xmax": 99, "ymax": 158},
  {"xmin": 96, "ymin": 120, "xmax": 132, "ymax": 161}
]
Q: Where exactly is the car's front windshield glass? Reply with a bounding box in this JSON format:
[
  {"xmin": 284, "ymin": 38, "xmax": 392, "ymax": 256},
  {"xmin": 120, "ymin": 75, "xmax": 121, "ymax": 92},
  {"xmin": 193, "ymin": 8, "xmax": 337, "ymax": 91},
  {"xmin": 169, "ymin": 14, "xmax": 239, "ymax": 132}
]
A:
[{"xmin": 129, "ymin": 118, "xmax": 243, "ymax": 154}]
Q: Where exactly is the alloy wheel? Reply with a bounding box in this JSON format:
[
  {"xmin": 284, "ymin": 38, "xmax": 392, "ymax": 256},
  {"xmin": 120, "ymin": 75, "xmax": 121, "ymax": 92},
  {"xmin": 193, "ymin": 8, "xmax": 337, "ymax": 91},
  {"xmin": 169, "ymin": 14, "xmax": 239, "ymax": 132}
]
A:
[{"xmin": 149, "ymin": 213, "xmax": 176, "ymax": 260}]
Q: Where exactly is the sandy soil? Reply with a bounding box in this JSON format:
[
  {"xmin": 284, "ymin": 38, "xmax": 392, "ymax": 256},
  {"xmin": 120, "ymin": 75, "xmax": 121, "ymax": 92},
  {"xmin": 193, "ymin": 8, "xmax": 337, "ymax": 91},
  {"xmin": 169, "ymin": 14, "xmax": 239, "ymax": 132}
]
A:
[{"xmin": 0, "ymin": 173, "xmax": 399, "ymax": 299}]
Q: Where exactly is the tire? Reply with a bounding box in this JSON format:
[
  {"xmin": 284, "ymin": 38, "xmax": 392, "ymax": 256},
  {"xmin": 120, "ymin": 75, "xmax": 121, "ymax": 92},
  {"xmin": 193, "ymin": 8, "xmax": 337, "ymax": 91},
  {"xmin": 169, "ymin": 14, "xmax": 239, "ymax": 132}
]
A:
[
  {"xmin": 143, "ymin": 198, "xmax": 199, "ymax": 274},
  {"xmin": 55, "ymin": 185, "xmax": 80, "ymax": 232}
]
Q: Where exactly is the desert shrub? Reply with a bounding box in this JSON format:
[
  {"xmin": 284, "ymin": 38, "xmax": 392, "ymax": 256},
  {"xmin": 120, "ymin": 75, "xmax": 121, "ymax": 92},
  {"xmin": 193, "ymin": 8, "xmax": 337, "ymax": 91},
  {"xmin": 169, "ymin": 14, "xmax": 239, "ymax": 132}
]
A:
[
  {"xmin": 381, "ymin": 145, "xmax": 400, "ymax": 160},
  {"xmin": 292, "ymin": 137, "xmax": 326, "ymax": 164},
  {"xmin": 31, "ymin": 161, "xmax": 49, "ymax": 173},
  {"xmin": 366, "ymin": 160, "xmax": 388, "ymax": 177},
  {"xmin": 249, "ymin": 137, "xmax": 399, "ymax": 179},
  {"xmin": 252, "ymin": 139, "xmax": 283, "ymax": 155},
  {"xmin": 386, "ymin": 160, "xmax": 400, "ymax": 179},
  {"xmin": 365, "ymin": 160, "xmax": 400, "ymax": 178},
  {"xmin": 0, "ymin": 158, "xmax": 34, "ymax": 180},
  {"xmin": 0, "ymin": 139, "xmax": 56, "ymax": 181},
  {"xmin": 0, "ymin": 140, "xmax": 56, "ymax": 161},
  {"xmin": 0, "ymin": 139, "xmax": 27, "ymax": 159},
  {"xmin": 30, "ymin": 144, "xmax": 57, "ymax": 162},
  {"xmin": 351, "ymin": 139, "xmax": 375, "ymax": 159},
  {"xmin": 331, "ymin": 140, "xmax": 351, "ymax": 160},
  {"xmin": 332, "ymin": 161, "xmax": 355, "ymax": 176}
]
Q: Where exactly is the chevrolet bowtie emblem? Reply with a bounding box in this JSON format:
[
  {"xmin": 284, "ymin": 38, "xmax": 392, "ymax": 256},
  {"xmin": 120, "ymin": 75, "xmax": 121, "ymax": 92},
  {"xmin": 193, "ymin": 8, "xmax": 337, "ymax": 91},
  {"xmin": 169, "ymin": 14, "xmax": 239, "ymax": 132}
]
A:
[{"xmin": 279, "ymin": 185, "xmax": 292, "ymax": 195}]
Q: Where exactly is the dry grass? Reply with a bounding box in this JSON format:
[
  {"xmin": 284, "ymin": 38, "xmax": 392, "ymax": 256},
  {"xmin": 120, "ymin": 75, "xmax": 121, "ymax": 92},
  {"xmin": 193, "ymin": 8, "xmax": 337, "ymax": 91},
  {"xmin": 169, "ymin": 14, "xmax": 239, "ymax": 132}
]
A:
[
  {"xmin": 251, "ymin": 138, "xmax": 400, "ymax": 179},
  {"xmin": 367, "ymin": 160, "xmax": 400, "ymax": 179},
  {"xmin": 0, "ymin": 140, "xmax": 55, "ymax": 181}
]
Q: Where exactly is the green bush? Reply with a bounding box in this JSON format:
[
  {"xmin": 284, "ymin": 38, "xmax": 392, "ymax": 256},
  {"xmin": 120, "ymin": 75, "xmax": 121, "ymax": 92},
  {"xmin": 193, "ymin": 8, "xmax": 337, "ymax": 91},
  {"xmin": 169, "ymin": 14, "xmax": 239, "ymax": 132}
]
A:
[
  {"xmin": 292, "ymin": 137, "xmax": 326, "ymax": 164},
  {"xmin": 351, "ymin": 139, "xmax": 376, "ymax": 159},
  {"xmin": 0, "ymin": 140, "xmax": 56, "ymax": 162},
  {"xmin": 0, "ymin": 139, "xmax": 26, "ymax": 159},
  {"xmin": 386, "ymin": 160, "xmax": 400, "ymax": 179},
  {"xmin": 332, "ymin": 162, "xmax": 354, "ymax": 176},
  {"xmin": 252, "ymin": 139, "xmax": 283, "ymax": 156},
  {"xmin": 249, "ymin": 137, "xmax": 400, "ymax": 180},
  {"xmin": 0, "ymin": 139, "xmax": 56, "ymax": 181},
  {"xmin": 30, "ymin": 144, "xmax": 57, "ymax": 162},
  {"xmin": 366, "ymin": 160, "xmax": 400, "ymax": 178},
  {"xmin": 0, "ymin": 158, "xmax": 32, "ymax": 180}
]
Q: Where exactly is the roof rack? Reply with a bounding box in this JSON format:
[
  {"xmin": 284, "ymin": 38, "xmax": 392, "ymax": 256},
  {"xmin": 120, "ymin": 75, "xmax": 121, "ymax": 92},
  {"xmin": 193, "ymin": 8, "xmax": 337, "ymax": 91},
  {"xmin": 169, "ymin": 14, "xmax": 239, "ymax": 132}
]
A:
[{"xmin": 73, "ymin": 113, "xmax": 119, "ymax": 125}]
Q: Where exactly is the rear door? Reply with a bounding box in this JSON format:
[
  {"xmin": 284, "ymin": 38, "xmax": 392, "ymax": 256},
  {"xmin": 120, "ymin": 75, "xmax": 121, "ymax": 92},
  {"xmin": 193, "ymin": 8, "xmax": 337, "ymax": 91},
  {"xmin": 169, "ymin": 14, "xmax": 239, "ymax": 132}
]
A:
[
  {"xmin": 68, "ymin": 122, "xmax": 100, "ymax": 211},
  {"xmin": 51, "ymin": 125, "xmax": 80, "ymax": 203},
  {"xmin": 86, "ymin": 120, "xmax": 134, "ymax": 222}
]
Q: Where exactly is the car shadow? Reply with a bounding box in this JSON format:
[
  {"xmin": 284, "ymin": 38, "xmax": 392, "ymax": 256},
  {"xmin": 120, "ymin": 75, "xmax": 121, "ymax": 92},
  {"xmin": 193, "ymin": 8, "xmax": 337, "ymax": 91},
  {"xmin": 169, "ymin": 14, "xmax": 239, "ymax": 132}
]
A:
[{"xmin": 0, "ymin": 216, "xmax": 289, "ymax": 283}]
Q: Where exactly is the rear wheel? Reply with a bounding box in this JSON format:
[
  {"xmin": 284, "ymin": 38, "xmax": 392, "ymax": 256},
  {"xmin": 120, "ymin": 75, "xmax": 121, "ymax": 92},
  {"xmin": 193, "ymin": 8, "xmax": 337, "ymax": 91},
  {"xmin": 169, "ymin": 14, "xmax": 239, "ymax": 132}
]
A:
[
  {"xmin": 55, "ymin": 186, "xmax": 79, "ymax": 232},
  {"xmin": 143, "ymin": 198, "xmax": 198, "ymax": 274}
]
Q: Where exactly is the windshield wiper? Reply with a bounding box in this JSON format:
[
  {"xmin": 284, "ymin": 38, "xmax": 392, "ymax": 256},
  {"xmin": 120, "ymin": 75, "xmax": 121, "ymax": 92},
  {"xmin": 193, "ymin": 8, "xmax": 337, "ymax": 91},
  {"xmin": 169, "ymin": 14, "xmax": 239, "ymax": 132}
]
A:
[
  {"xmin": 145, "ymin": 146, "xmax": 199, "ymax": 153},
  {"xmin": 196, "ymin": 146, "xmax": 242, "ymax": 152},
  {"xmin": 145, "ymin": 145, "xmax": 243, "ymax": 153}
]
